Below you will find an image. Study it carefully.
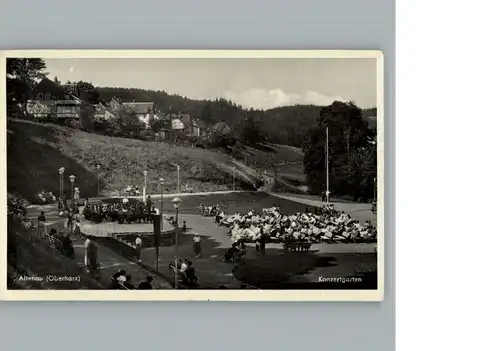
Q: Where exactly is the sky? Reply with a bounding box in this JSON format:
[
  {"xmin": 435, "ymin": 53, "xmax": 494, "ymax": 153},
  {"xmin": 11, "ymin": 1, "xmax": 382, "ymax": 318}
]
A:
[{"xmin": 44, "ymin": 58, "xmax": 377, "ymax": 110}]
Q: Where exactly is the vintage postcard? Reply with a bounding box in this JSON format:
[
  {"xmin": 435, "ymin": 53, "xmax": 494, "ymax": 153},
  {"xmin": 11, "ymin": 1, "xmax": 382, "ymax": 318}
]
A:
[{"xmin": 0, "ymin": 50, "xmax": 384, "ymax": 301}]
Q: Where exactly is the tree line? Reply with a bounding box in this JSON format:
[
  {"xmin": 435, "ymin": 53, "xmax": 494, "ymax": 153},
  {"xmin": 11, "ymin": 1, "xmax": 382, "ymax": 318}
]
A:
[{"xmin": 302, "ymin": 101, "xmax": 377, "ymax": 201}]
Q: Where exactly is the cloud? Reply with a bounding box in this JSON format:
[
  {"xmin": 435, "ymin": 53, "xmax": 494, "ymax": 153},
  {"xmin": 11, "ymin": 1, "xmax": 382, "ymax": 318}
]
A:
[{"xmin": 222, "ymin": 88, "xmax": 346, "ymax": 110}]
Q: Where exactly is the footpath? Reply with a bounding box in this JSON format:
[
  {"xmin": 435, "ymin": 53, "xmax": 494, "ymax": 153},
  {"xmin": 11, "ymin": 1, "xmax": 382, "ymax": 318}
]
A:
[{"xmin": 25, "ymin": 204, "xmax": 172, "ymax": 289}]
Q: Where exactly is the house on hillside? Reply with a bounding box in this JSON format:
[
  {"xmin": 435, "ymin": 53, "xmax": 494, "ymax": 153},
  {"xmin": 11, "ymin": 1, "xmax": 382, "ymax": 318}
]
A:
[
  {"xmin": 109, "ymin": 97, "xmax": 122, "ymax": 111},
  {"xmin": 93, "ymin": 102, "xmax": 115, "ymax": 120},
  {"xmin": 165, "ymin": 113, "xmax": 207, "ymax": 137},
  {"xmin": 27, "ymin": 78, "xmax": 87, "ymax": 120},
  {"xmin": 191, "ymin": 118, "xmax": 207, "ymax": 137},
  {"xmin": 121, "ymin": 102, "xmax": 159, "ymax": 129},
  {"xmin": 108, "ymin": 98, "xmax": 159, "ymax": 129},
  {"xmin": 209, "ymin": 122, "xmax": 232, "ymax": 135}
]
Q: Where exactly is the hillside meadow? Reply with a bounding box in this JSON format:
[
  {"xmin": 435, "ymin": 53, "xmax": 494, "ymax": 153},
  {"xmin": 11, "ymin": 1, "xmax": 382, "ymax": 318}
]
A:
[{"xmin": 7, "ymin": 119, "xmax": 306, "ymax": 202}]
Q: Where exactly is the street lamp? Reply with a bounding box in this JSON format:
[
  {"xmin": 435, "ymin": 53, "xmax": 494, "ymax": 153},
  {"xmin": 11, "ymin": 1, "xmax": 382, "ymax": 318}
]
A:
[
  {"xmin": 58, "ymin": 167, "xmax": 65, "ymax": 203},
  {"xmin": 143, "ymin": 170, "xmax": 148, "ymax": 202},
  {"xmin": 325, "ymin": 126, "xmax": 330, "ymax": 204},
  {"xmin": 159, "ymin": 178, "xmax": 164, "ymax": 230},
  {"xmin": 176, "ymin": 165, "xmax": 180, "ymax": 195},
  {"xmin": 232, "ymin": 166, "xmax": 236, "ymax": 191},
  {"xmin": 96, "ymin": 164, "xmax": 100, "ymax": 197},
  {"xmin": 69, "ymin": 175, "xmax": 76, "ymax": 233},
  {"xmin": 172, "ymin": 196, "xmax": 182, "ymax": 289}
]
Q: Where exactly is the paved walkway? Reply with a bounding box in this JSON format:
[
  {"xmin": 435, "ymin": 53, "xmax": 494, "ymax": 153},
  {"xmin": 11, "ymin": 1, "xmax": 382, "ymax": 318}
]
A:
[
  {"xmin": 25, "ymin": 204, "xmax": 173, "ymax": 289},
  {"xmin": 106, "ymin": 190, "xmax": 250, "ymax": 200},
  {"xmin": 140, "ymin": 212, "xmax": 257, "ymax": 288}
]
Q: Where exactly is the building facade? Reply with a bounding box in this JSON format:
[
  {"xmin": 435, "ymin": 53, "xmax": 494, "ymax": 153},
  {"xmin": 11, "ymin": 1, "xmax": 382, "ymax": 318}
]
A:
[{"xmin": 27, "ymin": 78, "xmax": 84, "ymax": 120}]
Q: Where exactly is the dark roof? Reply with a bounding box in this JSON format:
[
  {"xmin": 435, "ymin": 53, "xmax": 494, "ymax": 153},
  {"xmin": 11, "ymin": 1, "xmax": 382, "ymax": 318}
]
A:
[
  {"xmin": 211, "ymin": 122, "xmax": 231, "ymax": 134},
  {"xmin": 180, "ymin": 114, "xmax": 191, "ymax": 125},
  {"xmin": 121, "ymin": 102, "xmax": 154, "ymax": 114}
]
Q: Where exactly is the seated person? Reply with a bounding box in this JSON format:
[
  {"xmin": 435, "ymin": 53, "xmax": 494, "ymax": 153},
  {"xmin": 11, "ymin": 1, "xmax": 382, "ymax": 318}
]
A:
[
  {"xmin": 137, "ymin": 276, "xmax": 154, "ymax": 289},
  {"xmin": 124, "ymin": 275, "xmax": 135, "ymax": 289},
  {"xmin": 180, "ymin": 259, "xmax": 188, "ymax": 273},
  {"xmin": 111, "ymin": 269, "xmax": 127, "ymax": 288},
  {"xmin": 38, "ymin": 192, "xmax": 46, "ymax": 203},
  {"xmin": 224, "ymin": 243, "xmax": 240, "ymax": 261},
  {"xmin": 184, "ymin": 260, "xmax": 197, "ymax": 285}
]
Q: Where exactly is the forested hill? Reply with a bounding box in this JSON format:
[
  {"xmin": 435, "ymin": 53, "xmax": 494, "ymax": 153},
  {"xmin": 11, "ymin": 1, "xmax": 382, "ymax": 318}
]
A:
[{"xmin": 96, "ymin": 86, "xmax": 377, "ymax": 147}]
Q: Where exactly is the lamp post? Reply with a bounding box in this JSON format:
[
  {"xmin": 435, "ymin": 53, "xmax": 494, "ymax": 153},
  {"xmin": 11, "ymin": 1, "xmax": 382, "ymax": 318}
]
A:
[
  {"xmin": 143, "ymin": 170, "xmax": 148, "ymax": 203},
  {"xmin": 326, "ymin": 126, "xmax": 330, "ymax": 203},
  {"xmin": 69, "ymin": 175, "xmax": 76, "ymax": 234},
  {"xmin": 96, "ymin": 164, "xmax": 100, "ymax": 197},
  {"xmin": 159, "ymin": 178, "xmax": 164, "ymax": 230},
  {"xmin": 232, "ymin": 166, "xmax": 236, "ymax": 191},
  {"xmin": 58, "ymin": 167, "xmax": 65, "ymax": 202},
  {"xmin": 172, "ymin": 197, "xmax": 182, "ymax": 289},
  {"xmin": 176, "ymin": 165, "xmax": 180, "ymax": 195}
]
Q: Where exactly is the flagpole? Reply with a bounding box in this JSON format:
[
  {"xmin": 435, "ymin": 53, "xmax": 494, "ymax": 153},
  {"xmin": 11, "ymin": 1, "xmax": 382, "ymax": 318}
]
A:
[{"xmin": 326, "ymin": 126, "xmax": 330, "ymax": 203}]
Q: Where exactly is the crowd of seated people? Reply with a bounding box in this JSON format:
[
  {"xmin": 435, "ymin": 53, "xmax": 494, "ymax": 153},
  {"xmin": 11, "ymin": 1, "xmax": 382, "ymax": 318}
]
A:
[
  {"xmin": 36, "ymin": 190, "xmax": 57, "ymax": 204},
  {"xmin": 83, "ymin": 198, "xmax": 157, "ymax": 224},
  {"xmin": 199, "ymin": 203, "xmax": 222, "ymax": 218},
  {"xmin": 223, "ymin": 204, "xmax": 377, "ymax": 245}
]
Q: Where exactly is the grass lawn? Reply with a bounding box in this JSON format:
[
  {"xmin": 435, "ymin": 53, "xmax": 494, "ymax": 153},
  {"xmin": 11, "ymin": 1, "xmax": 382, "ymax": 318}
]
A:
[
  {"xmin": 153, "ymin": 191, "xmax": 311, "ymax": 215},
  {"xmin": 232, "ymin": 250, "xmax": 377, "ymax": 289}
]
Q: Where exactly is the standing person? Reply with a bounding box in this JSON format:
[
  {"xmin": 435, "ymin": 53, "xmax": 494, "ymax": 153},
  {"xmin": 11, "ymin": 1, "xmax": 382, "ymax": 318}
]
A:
[
  {"xmin": 74, "ymin": 217, "xmax": 83, "ymax": 239},
  {"xmin": 37, "ymin": 211, "xmax": 47, "ymax": 239},
  {"xmin": 62, "ymin": 192, "xmax": 68, "ymax": 210},
  {"xmin": 84, "ymin": 236, "xmax": 91, "ymax": 272},
  {"xmin": 182, "ymin": 221, "xmax": 187, "ymax": 234},
  {"xmin": 146, "ymin": 195, "xmax": 153, "ymax": 217},
  {"xmin": 137, "ymin": 276, "xmax": 154, "ymax": 289},
  {"xmin": 87, "ymin": 238, "xmax": 100, "ymax": 280},
  {"xmin": 193, "ymin": 233, "xmax": 201, "ymax": 258},
  {"xmin": 135, "ymin": 235, "xmax": 143, "ymax": 263}
]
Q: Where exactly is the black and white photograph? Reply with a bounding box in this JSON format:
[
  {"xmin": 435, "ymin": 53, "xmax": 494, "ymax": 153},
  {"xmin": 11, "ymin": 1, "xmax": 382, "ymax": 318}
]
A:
[{"xmin": 1, "ymin": 50, "xmax": 384, "ymax": 301}]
